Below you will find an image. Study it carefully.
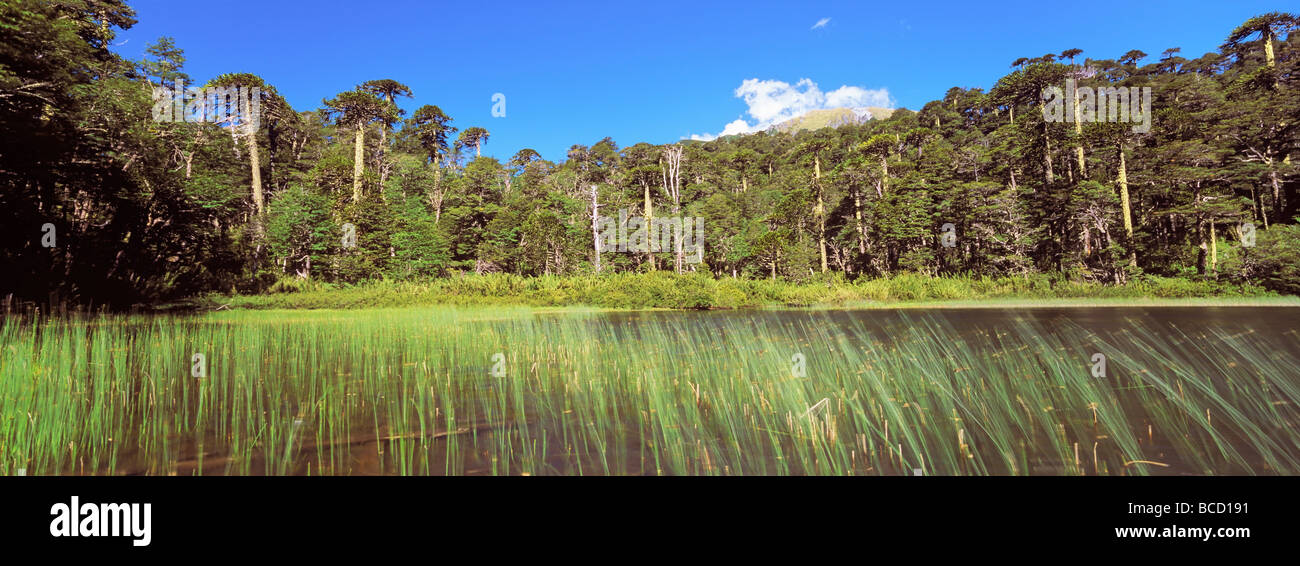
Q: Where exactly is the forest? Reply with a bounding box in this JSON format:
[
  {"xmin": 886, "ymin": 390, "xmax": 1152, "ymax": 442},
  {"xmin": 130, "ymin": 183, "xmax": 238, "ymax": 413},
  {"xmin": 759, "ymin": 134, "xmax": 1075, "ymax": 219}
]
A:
[{"xmin": 2, "ymin": 1, "xmax": 1298, "ymax": 307}]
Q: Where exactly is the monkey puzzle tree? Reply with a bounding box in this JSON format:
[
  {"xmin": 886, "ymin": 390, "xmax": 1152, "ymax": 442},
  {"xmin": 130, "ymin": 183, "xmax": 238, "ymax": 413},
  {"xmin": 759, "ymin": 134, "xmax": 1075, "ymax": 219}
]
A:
[
  {"xmin": 792, "ymin": 131, "xmax": 835, "ymax": 273},
  {"xmin": 359, "ymin": 79, "xmax": 413, "ymax": 157},
  {"xmin": 1059, "ymin": 47, "xmax": 1088, "ymax": 178},
  {"xmin": 458, "ymin": 126, "xmax": 491, "ymax": 158},
  {"xmin": 141, "ymin": 36, "xmax": 189, "ymax": 86},
  {"xmin": 322, "ymin": 90, "xmax": 396, "ymax": 203},
  {"xmin": 1223, "ymin": 12, "xmax": 1298, "ymax": 87},
  {"xmin": 407, "ymin": 105, "xmax": 456, "ymax": 166},
  {"xmin": 406, "ymin": 105, "xmax": 457, "ymax": 223},
  {"xmin": 207, "ymin": 73, "xmax": 283, "ymax": 217},
  {"xmin": 728, "ymin": 148, "xmax": 759, "ymax": 193},
  {"xmin": 858, "ymin": 133, "xmax": 897, "ymax": 197},
  {"xmin": 509, "ymin": 148, "xmax": 541, "ymax": 170},
  {"xmin": 506, "ymin": 148, "xmax": 542, "ymax": 194},
  {"xmin": 1086, "ymin": 121, "xmax": 1142, "ymax": 266}
]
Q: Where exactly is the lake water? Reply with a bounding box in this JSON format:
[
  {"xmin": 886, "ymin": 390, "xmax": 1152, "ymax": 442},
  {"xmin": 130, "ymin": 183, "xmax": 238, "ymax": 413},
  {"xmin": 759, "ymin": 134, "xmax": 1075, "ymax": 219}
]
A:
[{"xmin": 4, "ymin": 305, "xmax": 1298, "ymax": 476}]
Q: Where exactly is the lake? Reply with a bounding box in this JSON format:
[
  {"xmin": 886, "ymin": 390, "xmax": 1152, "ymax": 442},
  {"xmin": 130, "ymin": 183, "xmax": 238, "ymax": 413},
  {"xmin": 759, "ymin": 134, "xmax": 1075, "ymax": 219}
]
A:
[{"xmin": 2, "ymin": 305, "xmax": 1297, "ymax": 475}]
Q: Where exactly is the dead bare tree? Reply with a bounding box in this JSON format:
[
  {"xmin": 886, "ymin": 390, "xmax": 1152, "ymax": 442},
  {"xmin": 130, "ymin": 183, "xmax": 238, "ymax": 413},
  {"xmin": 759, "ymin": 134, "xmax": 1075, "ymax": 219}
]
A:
[
  {"xmin": 660, "ymin": 144, "xmax": 684, "ymax": 272},
  {"xmin": 590, "ymin": 184, "xmax": 602, "ymax": 273}
]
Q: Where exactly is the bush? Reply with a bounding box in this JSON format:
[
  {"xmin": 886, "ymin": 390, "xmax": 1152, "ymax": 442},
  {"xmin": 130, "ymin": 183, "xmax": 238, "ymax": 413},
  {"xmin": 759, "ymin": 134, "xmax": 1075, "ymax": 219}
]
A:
[
  {"xmin": 201, "ymin": 270, "xmax": 1279, "ymax": 310},
  {"xmin": 1241, "ymin": 223, "xmax": 1300, "ymax": 295}
]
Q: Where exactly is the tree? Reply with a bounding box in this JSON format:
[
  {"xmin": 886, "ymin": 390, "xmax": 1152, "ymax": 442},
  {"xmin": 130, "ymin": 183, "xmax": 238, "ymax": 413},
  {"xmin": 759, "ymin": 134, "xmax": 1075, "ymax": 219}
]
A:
[
  {"xmin": 359, "ymin": 79, "xmax": 413, "ymax": 160},
  {"xmin": 141, "ymin": 36, "xmax": 189, "ymax": 85},
  {"xmin": 322, "ymin": 90, "xmax": 396, "ymax": 203},
  {"xmin": 459, "ymin": 126, "xmax": 490, "ymax": 158},
  {"xmin": 728, "ymin": 148, "xmax": 759, "ymax": 192},
  {"xmin": 1060, "ymin": 47, "xmax": 1088, "ymax": 178},
  {"xmin": 7, "ymin": 5, "xmax": 1300, "ymax": 302},
  {"xmin": 1088, "ymin": 122, "xmax": 1142, "ymax": 266},
  {"xmin": 793, "ymin": 132, "xmax": 834, "ymax": 273},
  {"xmin": 509, "ymin": 148, "xmax": 542, "ymax": 169},
  {"xmin": 859, "ymin": 134, "xmax": 896, "ymax": 197},
  {"xmin": 506, "ymin": 148, "xmax": 542, "ymax": 193},
  {"xmin": 1222, "ymin": 12, "xmax": 1298, "ymax": 87},
  {"xmin": 265, "ymin": 184, "xmax": 333, "ymax": 278},
  {"xmin": 406, "ymin": 104, "xmax": 457, "ymax": 222},
  {"xmin": 207, "ymin": 73, "xmax": 276, "ymax": 216},
  {"xmin": 1119, "ymin": 50, "xmax": 1148, "ymax": 66},
  {"xmin": 407, "ymin": 105, "xmax": 456, "ymax": 166},
  {"xmin": 660, "ymin": 144, "xmax": 686, "ymax": 272}
]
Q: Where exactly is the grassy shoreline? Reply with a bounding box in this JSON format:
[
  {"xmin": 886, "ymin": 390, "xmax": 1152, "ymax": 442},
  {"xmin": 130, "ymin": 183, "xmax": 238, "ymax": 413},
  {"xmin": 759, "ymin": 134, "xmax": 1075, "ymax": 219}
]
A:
[{"xmin": 191, "ymin": 272, "xmax": 1288, "ymax": 311}]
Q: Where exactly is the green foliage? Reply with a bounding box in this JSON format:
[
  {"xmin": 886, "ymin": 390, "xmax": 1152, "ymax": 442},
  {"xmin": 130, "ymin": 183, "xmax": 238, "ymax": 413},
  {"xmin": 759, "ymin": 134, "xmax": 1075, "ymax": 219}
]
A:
[
  {"xmin": 2, "ymin": 4, "xmax": 1297, "ymax": 308},
  {"xmin": 266, "ymin": 184, "xmax": 334, "ymax": 278},
  {"xmin": 200, "ymin": 272, "xmax": 1277, "ymax": 310},
  {"xmin": 389, "ymin": 197, "xmax": 450, "ymax": 279},
  {"xmin": 1240, "ymin": 222, "xmax": 1300, "ymax": 294}
]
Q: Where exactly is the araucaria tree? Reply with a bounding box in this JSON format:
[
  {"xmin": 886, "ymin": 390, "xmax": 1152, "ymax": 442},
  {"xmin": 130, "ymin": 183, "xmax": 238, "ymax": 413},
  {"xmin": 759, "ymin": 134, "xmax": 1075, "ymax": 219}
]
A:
[{"xmin": 322, "ymin": 90, "xmax": 397, "ymax": 202}]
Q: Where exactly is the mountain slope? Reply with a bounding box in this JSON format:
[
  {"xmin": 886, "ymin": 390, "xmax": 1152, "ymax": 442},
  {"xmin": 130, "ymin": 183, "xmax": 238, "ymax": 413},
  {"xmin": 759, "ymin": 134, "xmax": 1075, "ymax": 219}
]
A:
[{"xmin": 766, "ymin": 106, "xmax": 895, "ymax": 134}]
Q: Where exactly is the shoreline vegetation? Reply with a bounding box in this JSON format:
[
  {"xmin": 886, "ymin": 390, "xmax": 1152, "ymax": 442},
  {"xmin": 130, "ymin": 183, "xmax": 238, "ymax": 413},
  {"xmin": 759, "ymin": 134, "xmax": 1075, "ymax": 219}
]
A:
[{"xmin": 187, "ymin": 272, "xmax": 1288, "ymax": 311}]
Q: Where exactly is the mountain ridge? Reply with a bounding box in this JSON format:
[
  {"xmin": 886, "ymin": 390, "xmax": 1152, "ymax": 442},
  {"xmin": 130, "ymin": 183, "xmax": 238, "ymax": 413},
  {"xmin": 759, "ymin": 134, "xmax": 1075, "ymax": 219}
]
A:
[{"xmin": 767, "ymin": 106, "xmax": 896, "ymax": 134}]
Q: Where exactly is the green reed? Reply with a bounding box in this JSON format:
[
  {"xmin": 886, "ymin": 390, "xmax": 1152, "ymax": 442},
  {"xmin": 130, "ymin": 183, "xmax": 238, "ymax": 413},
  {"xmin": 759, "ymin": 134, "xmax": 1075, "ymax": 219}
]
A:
[{"xmin": 1, "ymin": 306, "xmax": 1297, "ymax": 475}]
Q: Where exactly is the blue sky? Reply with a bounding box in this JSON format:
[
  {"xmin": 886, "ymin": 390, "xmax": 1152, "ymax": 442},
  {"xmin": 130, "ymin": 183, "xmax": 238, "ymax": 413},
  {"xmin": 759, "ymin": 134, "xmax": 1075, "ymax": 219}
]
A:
[{"xmin": 115, "ymin": 0, "xmax": 1287, "ymax": 162}]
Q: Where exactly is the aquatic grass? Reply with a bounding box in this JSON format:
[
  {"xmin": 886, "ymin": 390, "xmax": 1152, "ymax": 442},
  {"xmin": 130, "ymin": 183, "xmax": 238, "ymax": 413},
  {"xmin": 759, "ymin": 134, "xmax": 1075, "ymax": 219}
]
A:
[{"xmin": 1, "ymin": 305, "xmax": 1297, "ymax": 475}]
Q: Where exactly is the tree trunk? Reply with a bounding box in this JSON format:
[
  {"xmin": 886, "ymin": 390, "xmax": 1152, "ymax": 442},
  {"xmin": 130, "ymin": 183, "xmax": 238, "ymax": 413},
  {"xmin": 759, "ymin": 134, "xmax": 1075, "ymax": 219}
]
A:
[
  {"xmin": 432, "ymin": 163, "xmax": 443, "ymax": 224},
  {"xmin": 1249, "ymin": 185, "xmax": 1267, "ymax": 229},
  {"xmin": 378, "ymin": 124, "xmax": 389, "ymax": 186},
  {"xmin": 1116, "ymin": 143, "xmax": 1135, "ymax": 266},
  {"xmin": 590, "ymin": 184, "xmax": 601, "ymax": 273},
  {"xmin": 379, "ymin": 93, "xmax": 393, "ymax": 164},
  {"xmin": 1042, "ymin": 121, "xmax": 1054, "ymax": 186},
  {"xmin": 1196, "ymin": 218, "xmax": 1208, "ymax": 276},
  {"xmin": 874, "ymin": 154, "xmax": 890, "ymax": 197},
  {"xmin": 1269, "ymin": 166, "xmax": 1283, "ymax": 225},
  {"xmin": 855, "ymin": 187, "xmax": 865, "ymax": 254},
  {"xmin": 1265, "ymin": 29, "xmax": 1278, "ymax": 87},
  {"xmin": 644, "ymin": 181, "xmax": 655, "ymax": 260},
  {"xmin": 352, "ymin": 124, "xmax": 365, "ymax": 203},
  {"xmin": 1210, "ymin": 221, "xmax": 1218, "ymax": 272},
  {"xmin": 1073, "ymin": 85, "xmax": 1086, "ymax": 178},
  {"xmin": 815, "ymin": 155, "xmax": 827, "ymax": 273},
  {"xmin": 661, "ymin": 145, "xmax": 685, "ymax": 272},
  {"xmin": 245, "ymin": 108, "xmax": 264, "ymax": 216}
]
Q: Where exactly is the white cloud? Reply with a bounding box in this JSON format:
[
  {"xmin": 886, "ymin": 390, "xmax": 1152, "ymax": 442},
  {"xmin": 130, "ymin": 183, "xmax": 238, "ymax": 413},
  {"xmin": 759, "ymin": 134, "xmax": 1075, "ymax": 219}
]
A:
[
  {"xmin": 719, "ymin": 118, "xmax": 753, "ymax": 136},
  {"xmin": 685, "ymin": 78, "xmax": 892, "ymax": 140},
  {"xmin": 812, "ymin": 17, "xmax": 830, "ymax": 30}
]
